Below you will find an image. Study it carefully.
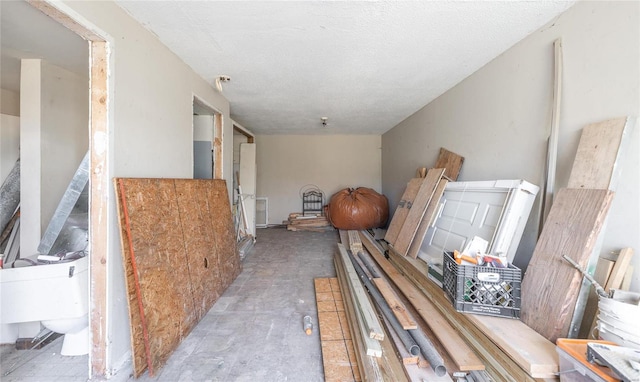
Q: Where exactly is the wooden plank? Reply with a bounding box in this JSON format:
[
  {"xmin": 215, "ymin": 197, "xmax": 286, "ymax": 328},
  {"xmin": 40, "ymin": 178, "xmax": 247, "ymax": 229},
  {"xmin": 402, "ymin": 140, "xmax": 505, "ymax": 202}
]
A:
[
  {"xmin": 567, "ymin": 117, "xmax": 630, "ymax": 190},
  {"xmin": 360, "ymin": 232, "xmax": 485, "ymax": 372},
  {"xmin": 114, "ymin": 178, "xmax": 241, "ymax": 377},
  {"xmin": 348, "ymin": 230, "xmax": 363, "ymax": 253},
  {"xmin": 578, "ymin": 258, "xmax": 614, "ymax": 339},
  {"xmin": 372, "ymin": 278, "xmax": 417, "ymax": 330},
  {"xmin": 521, "ymin": 188, "xmax": 614, "ymax": 343},
  {"xmin": 392, "ymin": 168, "xmax": 445, "ymax": 256},
  {"xmin": 387, "ymin": 247, "xmax": 555, "ymax": 380},
  {"xmin": 337, "ymin": 243, "xmax": 385, "ymax": 342},
  {"xmin": 385, "ymin": 178, "xmax": 423, "ymax": 245},
  {"xmin": 406, "ymin": 178, "xmax": 448, "ymax": 259},
  {"xmin": 434, "ymin": 148, "xmax": 464, "ymax": 181}
]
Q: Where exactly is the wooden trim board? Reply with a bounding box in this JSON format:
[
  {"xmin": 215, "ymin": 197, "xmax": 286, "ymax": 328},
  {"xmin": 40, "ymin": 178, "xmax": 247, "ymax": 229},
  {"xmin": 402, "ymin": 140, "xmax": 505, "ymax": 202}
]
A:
[
  {"xmin": 521, "ymin": 188, "xmax": 614, "ymax": 343},
  {"xmin": 372, "ymin": 278, "xmax": 417, "ymax": 330}
]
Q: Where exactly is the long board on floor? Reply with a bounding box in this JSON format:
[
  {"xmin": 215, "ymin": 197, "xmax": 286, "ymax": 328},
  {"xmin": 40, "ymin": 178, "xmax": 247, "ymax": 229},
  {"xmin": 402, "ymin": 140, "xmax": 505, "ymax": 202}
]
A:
[
  {"xmin": 114, "ymin": 178, "xmax": 242, "ymax": 377},
  {"xmin": 521, "ymin": 188, "xmax": 614, "ymax": 343}
]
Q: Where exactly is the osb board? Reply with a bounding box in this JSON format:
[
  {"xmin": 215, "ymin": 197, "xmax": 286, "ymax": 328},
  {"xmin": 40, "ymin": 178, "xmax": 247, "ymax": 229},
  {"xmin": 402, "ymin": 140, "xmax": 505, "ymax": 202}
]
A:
[
  {"xmin": 567, "ymin": 117, "xmax": 628, "ymax": 190},
  {"xmin": 115, "ymin": 178, "xmax": 241, "ymax": 377},
  {"xmin": 315, "ymin": 277, "xmax": 360, "ymax": 382},
  {"xmin": 406, "ymin": 178, "xmax": 448, "ymax": 259},
  {"xmin": 434, "ymin": 148, "xmax": 464, "ymax": 181},
  {"xmin": 392, "ymin": 168, "xmax": 445, "ymax": 256},
  {"xmin": 521, "ymin": 188, "xmax": 614, "ymax": 343},
  {"xmin": 384, "ymin": 178, "xmax": 423, "ymax": 245}
]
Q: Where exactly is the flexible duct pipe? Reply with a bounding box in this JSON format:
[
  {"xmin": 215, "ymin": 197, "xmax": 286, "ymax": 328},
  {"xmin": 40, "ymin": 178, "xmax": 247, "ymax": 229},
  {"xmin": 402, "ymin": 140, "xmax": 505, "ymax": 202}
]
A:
[{"xmin": 0, "ymin": 159, "xmax": 20, "ymax": 233}]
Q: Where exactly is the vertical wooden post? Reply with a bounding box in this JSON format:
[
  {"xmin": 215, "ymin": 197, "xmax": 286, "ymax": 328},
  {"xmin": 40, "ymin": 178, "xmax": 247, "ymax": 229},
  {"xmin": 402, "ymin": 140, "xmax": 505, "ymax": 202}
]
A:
[{"xmin": 89, "ymin": 40, "xmax": 109, "ymax": 378}]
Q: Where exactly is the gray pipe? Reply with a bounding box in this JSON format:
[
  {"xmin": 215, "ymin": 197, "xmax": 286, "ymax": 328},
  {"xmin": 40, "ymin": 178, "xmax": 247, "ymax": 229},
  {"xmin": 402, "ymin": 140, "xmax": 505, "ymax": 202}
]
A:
[
  {"xmin": 408, "ymin": 328, "xmax": 447, "ymax": 377},
  {"xmin": 347, "ymin": 251, "xmax": 419, "ymax": 356},
  {"xmin": 350, "ymin": 250, "xmax": 447, "ymax": 377},
  {"xmin": 357, "ymin": 251, "xmax": 380, "ymax": 278},
  {"xmin": 0, "ymin": 159, "xmax": 20, "ymax": 234}
]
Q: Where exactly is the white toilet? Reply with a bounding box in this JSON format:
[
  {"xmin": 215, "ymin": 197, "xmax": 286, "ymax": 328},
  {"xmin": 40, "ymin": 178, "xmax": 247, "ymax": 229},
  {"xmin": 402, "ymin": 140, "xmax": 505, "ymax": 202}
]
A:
[{"xmin": 0, "ymin": 256, "xmax": 89, "ymax": 355}]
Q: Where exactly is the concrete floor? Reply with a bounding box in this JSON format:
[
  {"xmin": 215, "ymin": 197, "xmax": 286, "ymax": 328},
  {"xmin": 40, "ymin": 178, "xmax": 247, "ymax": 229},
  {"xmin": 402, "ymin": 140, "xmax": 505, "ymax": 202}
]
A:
[{"xmin": 1, "ymin": 227, "xmax": 339, "ymax": 381}]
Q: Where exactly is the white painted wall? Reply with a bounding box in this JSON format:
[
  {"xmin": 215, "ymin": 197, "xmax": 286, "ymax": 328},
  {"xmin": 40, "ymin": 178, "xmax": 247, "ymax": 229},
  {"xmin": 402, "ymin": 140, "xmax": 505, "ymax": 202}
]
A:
[
  {"xmin": 58, "ymin": 1, "xmax": 237, "ymax": 374},
  {"xmin": 19, "ymin": 59, "xmax": 89, "ymax": 258},
  {"xmin": 1, "ymin": 89, "xmax": 20, "ymax": 116},
  {"xmin": 256, "ymin": 135, "xmax": 382, "ymax": 226},
  {"xmin": 0, "ymin": 114, "xmax": 20, "ymax": 183},
  {"xmin": 382, "ymin": 1, "xmax": 640, "ymax": 291}
]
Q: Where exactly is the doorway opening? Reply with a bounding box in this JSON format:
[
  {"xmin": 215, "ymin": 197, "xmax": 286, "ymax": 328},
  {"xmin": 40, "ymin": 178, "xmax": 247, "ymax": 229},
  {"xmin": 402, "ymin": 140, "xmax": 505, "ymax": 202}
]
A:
[{"xmin": 193, "ymin": 97, "xmax": 222, "ymax": 179}]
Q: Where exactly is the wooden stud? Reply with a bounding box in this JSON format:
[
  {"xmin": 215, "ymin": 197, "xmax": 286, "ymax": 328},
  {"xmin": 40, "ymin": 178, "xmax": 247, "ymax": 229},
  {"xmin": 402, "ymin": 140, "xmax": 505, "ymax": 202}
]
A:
[
  {"xmin": 348, "ymin": 230, "xmax": 363, "ymax": 254},
  {"xmin": 337, "ymin": 244, "xmax": 385, "ymax": 344}
]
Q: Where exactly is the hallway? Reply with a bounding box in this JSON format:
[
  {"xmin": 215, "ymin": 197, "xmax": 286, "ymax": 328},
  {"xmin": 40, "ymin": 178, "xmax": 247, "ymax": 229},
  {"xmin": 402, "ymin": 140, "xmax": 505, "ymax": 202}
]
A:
[{"xmin": 1, "ymin": 227, "xmax": 339, "ymax": 381}]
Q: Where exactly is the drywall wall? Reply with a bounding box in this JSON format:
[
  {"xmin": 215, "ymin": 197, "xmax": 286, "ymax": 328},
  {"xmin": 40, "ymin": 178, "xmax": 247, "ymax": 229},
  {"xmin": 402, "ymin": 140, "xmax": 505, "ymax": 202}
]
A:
[
  {"xmin": 19, "ymin": 59, "xmax": 89, "ymax": 259},
  {"xmin": 52, "ymin": 0, "xmax": 236, "ymax": 376},
  {"xmin": 382, "ymin": 1, "xmax": 640, "ymax": 291},
  {"xmin": 256, "ymin": 134, "xmax": 382, "ymax": 226},
  {"xmin": 0, "ymin": 114, "xmax": 19, "ymax": 183},
  {"xmin": 1, "ymin": 89, "xmax": 19, "ymax": 116}
]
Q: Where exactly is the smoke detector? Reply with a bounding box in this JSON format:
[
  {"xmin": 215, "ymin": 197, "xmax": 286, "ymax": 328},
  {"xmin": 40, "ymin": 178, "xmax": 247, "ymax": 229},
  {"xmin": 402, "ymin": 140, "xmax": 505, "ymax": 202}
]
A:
[{"xmin": 321, "ymin": 117, "xmax": 328, "ymax": 127}]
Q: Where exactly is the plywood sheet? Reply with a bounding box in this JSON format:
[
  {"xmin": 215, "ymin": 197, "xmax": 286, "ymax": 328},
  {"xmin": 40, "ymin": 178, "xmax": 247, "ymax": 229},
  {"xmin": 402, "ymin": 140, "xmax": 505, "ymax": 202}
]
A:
[
  {"xmin": 115, "ymin": 178, "xmax": 241, "ymax": 377},
  {"xmin": 406, "ymin": 178, "xmax": 448, "ymax": 259},
  {"xmin": 434, "ymin": 148, "xmax": 464, "ymax": 181},
  {"xmin": 315, "ymin": 277, "xmax": 359, "ymax": 382},
  {"xmin": 521, "ymin": 188, "xmax": 614, "ymax": 343},
  {"xmin": 392, "ymin": 168, "xmax": 445, "ymax": 256},
  {"xmin": 384, "ymin": 178, "xmax": 423, "ymax": 245},
  {"xmin": 567, "ymin": 117, "xmax": 629, "ymax": 190}
]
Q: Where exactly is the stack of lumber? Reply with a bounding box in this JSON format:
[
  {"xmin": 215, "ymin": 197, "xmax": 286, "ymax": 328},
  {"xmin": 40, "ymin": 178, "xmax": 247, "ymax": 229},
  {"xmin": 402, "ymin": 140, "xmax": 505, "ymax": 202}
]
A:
[
  {"xmin": 357, "ymin": 230, "xmax": 559, "ymax": 381},
  {"xmin": 384, "ymin": 148, "xmax": 463, "ymax": 259},
  {"xmin": 286, "ymin": 213, "xmax": 332, "ymax": 232},
  {"xmin": 326, "ymin": 229, "xmax": 486, "ymax": 381}
]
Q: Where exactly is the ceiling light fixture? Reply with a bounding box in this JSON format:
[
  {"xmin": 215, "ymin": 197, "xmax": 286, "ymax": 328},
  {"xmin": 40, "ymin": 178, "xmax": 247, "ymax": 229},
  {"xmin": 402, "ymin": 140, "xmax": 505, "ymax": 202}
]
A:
[
  {"xmin": 321, "ymin": 117, "xmax": 328, "ymax": 127},
  {"xmin": 215, "ymin": 75, "xmax": 231, "ymax": 92}
]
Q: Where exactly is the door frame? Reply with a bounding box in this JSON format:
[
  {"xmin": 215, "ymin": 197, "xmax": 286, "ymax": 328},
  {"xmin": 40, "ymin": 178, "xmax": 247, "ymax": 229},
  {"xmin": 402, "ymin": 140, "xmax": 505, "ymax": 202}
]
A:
[{"xmin": 25, "ymin": 1, "xmax": 111, "ymax": 378}]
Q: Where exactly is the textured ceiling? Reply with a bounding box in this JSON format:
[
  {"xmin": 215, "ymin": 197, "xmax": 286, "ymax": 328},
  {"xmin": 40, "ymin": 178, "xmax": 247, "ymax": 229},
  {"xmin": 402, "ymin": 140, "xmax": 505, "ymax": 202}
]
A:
[{"xmin": 116, "ymin": 1, "xmax": 575, "ymax": 134}]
